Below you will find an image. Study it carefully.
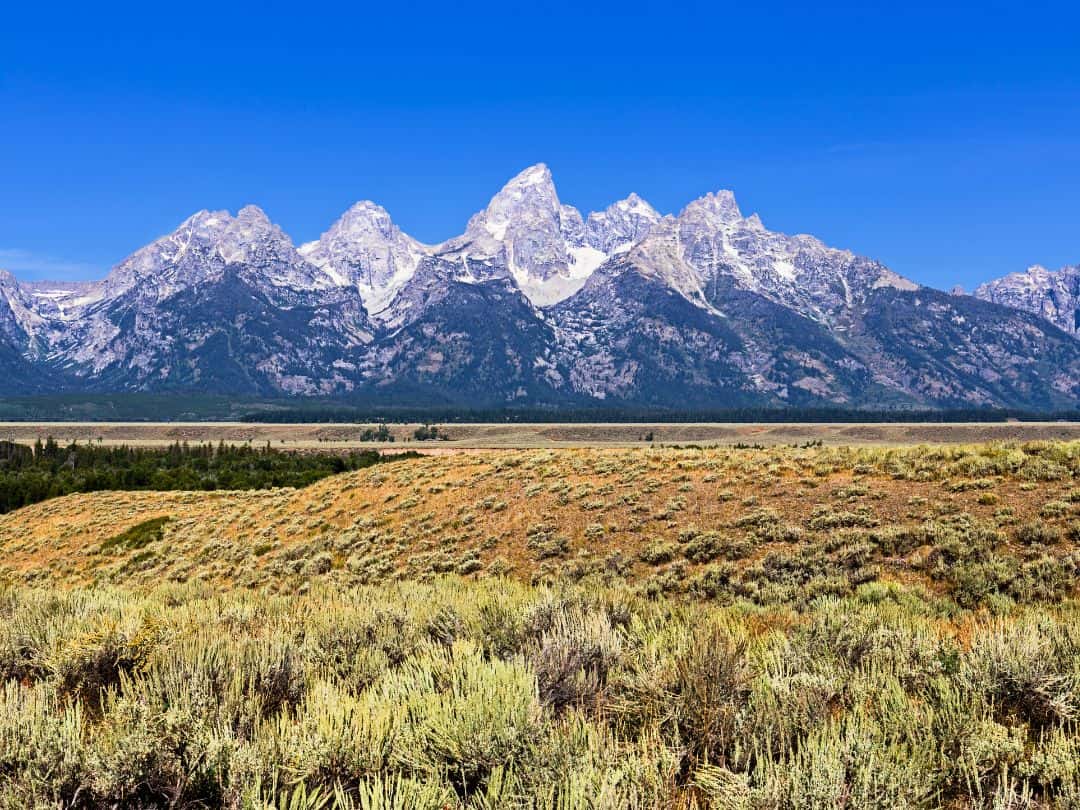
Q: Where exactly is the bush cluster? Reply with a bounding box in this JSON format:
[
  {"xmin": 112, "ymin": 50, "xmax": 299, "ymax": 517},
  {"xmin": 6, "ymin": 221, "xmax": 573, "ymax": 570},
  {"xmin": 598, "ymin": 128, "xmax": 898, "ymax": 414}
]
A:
[{"xmin": 3, "ymin": 579, "xmax": 1080, "ymax": 808}]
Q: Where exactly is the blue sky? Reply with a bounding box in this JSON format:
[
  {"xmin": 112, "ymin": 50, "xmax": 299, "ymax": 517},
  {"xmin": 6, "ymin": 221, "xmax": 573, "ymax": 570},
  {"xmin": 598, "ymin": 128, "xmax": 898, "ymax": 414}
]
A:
[{"xmin": 1, "ymin": 0, "xmax": 1077, "ymax": 290}]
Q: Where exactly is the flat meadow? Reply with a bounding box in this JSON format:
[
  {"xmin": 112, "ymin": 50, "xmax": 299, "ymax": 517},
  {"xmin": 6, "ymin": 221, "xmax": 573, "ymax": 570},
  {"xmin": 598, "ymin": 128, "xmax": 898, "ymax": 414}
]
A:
[{"xmin": 2, "ymin": 439, "xmax": 1080, "ymax": 808}]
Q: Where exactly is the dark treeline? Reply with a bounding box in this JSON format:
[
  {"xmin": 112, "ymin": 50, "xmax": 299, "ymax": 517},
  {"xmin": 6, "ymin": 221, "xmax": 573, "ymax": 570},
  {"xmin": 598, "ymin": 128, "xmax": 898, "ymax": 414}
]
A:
[
  {"xmin": 3, "ymin": 393, "xmax": 1079, "ymax": 424},
  {"xmin": 241, "ymin": 406, "xmax": 1080, "ymax": 424},
  {"xmin": 0, "ymin": 439, "xmax": 417, "ymax": 515}
]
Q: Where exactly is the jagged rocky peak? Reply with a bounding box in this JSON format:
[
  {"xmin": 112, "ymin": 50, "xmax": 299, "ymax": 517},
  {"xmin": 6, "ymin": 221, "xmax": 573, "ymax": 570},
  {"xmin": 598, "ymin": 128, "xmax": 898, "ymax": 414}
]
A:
[
  {"xmin": 0, "ymin": 268, "xmax": 23, "ymax": 323},
  {"xmin": 457, "ymin": 162, "xmax": 563, "ymax": 251},
  {"xmin": 604, "ymin": 186, "xmax": 923, "ymax": 324},
  {"xmin": 0, "ymin": 268, "xmax": 50, "ymax": 349},
  {"xmin": 99, "ymin": 205, "xmax": 330, "ymax": 304},
  {"xmin": 485, "ymin": 162, "xmax": 560, "ymax": 217},
  {"xmin": 679, "ymin": 189, "xmax": 744, "ymax": 226},
  {"xmin": 212, "ymin": 205, "xmax": 294, "ymax": 264},
  {"xmin": 670, "ymin": 188, "xmax": 790, "ymax": 294},
  {"xmin": 7, "ymin": 164, "xmax": 1080, "ymax": 410},
  {"xmin": 176, "ymin": 205, "xmax": 277, "ymax": 250},
  {"xmin": 585, "ymin": 192, "xmax": 661, "ymax": 254},
  {"xmin": 299, "ymin": 200, "xmax": 427, "ymax": 316},
  {"xmin": 974, "ymin": 263, "xmax": 1080, "ymax": 335},
  {"xmin": 435, "ymin": 163, "xmax": 607, "ymax": 307}
]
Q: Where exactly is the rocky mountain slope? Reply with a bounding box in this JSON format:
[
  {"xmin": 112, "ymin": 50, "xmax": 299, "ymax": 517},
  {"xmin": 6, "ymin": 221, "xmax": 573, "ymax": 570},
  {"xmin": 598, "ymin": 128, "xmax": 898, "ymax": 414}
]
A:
[
  {"xmin": 0, "ymin": 271, "xmax": 70, "ymax": 393},
  {"xmin": 2, "ymin": 165, "xmax": 1078, "ymax": 409},
  {"xmin": 974, "ymin": 263, "xmax": 1080, "ymax": 337}
]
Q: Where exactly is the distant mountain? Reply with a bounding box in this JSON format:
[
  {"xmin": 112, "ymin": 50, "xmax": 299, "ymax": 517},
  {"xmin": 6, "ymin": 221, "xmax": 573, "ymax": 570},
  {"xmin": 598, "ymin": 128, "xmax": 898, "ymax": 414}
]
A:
[
  {"xmin": 2, "ymin": 164, "xmax": 1078, "ymax": 410},
  {"xmin": 0, "ymin": 271, "xmax": 64, "ymax": 393},
  {"xmin": 974, "ymin": 264, "xmax": 1080, "ymax": 337}
]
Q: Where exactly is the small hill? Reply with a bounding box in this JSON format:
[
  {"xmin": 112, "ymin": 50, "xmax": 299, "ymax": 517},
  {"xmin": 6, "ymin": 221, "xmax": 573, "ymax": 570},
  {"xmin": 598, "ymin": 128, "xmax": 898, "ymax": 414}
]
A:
[{"xmin": 2, "ymin": 443, "xmax": 1078, "ymax": 608}]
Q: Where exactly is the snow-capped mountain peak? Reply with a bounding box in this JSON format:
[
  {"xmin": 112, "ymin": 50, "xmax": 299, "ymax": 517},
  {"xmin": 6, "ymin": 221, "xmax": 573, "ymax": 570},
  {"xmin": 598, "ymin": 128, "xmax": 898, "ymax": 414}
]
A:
[
  {"xmin": 461, "ymin": 162, "xmax": 561, "ymax": 243},
  {"xmin": 681, "ymin": 189, "xmax": 743, "ymax": 225},
  {"xmin": 585, "ymin": 193, "xmax": 661, "ymax": 254},
  {"xmin": 590, "ymin": 187, "xmax": 925, "ymax": 325},
  {"xmin": 974, "ymin": 262, "xmax": 1080, "ymax": 335},
  {"xmin": 0, "ymin": 269, "xmax": 58, "ymax": 352},
  {"xmin": 503, "ymin": 162, "xmax": 555, "ymax": 192},
  {"xmin": 434, "ymin": 163, "xmax": 594, "ymax": 306},
  {"xmin": 96, "ymin": 205, "xmax": 332, "ymax": 310},
  {"xmin": 4, "ymin": 165, "xmax": 1075, "ymax": 412},
  {"xmin": 300, "ymin": 200, "xmax": 427, "ymax": 316}
]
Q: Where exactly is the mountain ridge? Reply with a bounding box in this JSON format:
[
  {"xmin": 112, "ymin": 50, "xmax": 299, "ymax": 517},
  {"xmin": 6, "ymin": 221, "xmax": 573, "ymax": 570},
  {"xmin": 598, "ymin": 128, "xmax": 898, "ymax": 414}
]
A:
[{"xmin": 1, "ymin": 164, "xmax": 1077, "ymax": 410}]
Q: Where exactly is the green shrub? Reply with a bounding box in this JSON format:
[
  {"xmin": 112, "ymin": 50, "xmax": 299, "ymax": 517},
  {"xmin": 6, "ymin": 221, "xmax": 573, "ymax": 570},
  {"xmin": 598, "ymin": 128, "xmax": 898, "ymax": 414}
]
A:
[
  {"xmin": 1040, "ymin": 501, "xmax": 1071, "ymax": 519},
  {"xmin": 526, "ymin": 524, "xmax": 571, "ymax": 560},
  {"xmin": 391, "ymin": 641, "xmax": 542, "ymax": 796},
  {"xmin": 639, "ymin": 541, "xmax": 679, "ymax": 565},
  {"xmin": 808, "ymin": 507, "xmax": 878, "ymax": 531},
  {"xmin": 4, "ymin": 527, "xmax": 1080, "ymax": 807},
  {"xmin": 1015, "ymin": 522, "xmax": 1062, "ymax": 546},
  {"xmin": 684, "ymin": 531, "xmax": 751, "ymax": 564},
  {"xmin": 100, "ymin": 517, "xmax": 171, "ymax": 554}
]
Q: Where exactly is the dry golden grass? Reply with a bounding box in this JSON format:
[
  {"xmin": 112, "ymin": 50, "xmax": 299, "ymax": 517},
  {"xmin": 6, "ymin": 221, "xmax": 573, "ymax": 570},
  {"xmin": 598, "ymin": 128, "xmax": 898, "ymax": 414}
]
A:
[{"xmin": 2, "ymin": 442, "xmax": 1077, "ymax": 604}]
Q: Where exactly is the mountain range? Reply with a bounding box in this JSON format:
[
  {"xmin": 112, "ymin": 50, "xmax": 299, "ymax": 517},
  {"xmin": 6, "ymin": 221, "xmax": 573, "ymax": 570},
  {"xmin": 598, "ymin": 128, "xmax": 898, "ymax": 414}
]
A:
[{"xmin": 1, "ymin": 164, "xmax": 1078, "ymax": 410}]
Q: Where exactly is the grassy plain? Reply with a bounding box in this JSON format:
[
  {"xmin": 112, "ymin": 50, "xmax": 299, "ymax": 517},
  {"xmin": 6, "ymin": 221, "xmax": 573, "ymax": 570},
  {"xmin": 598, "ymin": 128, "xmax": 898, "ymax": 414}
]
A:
[
  {"xmin": 3, "ymin": 420, "xmax": 1080, "ymax": 449},
  {"xmin": 2, "ymin": 440, "xmax": 1080, "ymax": 808}
]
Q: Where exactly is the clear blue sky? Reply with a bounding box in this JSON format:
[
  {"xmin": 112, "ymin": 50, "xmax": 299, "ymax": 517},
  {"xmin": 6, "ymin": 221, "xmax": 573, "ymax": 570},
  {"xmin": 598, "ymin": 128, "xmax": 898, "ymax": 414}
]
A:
[{"xmin": 2, "ymin": 0, "xmax": 1077, "ymax": 290}]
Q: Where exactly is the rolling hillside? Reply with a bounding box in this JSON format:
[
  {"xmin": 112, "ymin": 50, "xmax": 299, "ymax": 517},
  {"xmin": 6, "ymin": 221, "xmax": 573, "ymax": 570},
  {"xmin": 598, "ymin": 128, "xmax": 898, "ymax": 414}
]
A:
[{"xmin": 3, "ymin": 443, "xmax": 1077, "ymax": 608}]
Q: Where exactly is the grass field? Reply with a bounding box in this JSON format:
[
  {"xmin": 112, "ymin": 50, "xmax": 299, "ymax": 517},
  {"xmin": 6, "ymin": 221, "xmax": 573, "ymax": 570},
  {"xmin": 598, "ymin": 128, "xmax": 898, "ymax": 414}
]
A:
[
  {"xmin": 3, "ymin": 420, "xmax": 1080, "ymax": 449},
  {"xmin": 2, "ymin": 441, "xmax": 1078, "ymax": 602},
  {"xmin": 2, "ymin": 440, "xmax": 1080, "ymax": 808}
]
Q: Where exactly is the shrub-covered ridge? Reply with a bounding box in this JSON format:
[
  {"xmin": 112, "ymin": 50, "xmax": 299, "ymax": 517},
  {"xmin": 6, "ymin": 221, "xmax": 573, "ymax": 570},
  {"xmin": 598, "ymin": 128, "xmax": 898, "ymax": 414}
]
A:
[{"xmin": 1, "ymin": 441, "xmax": 1078, "ymax": 608}]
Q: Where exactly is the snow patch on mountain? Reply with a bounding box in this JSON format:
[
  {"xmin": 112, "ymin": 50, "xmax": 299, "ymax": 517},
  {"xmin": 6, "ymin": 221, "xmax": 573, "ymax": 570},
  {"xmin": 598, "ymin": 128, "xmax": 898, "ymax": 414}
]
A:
[{"xmin": 653, "ymin": 189, "xmax": 919, "ymax": 323}]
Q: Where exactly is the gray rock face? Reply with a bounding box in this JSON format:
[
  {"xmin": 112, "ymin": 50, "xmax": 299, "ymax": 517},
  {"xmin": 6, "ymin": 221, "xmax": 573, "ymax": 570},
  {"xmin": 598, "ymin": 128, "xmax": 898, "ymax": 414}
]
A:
[
  {"xmin": 101, "ymin": 206, "xmax": 332, "ymax": 305},
  {"xmin": 974, "ymin": 264, "xmax": 1080, "ymax": 336},
  {"xmin": 430, "ymin": 163, "xmax": 608, "ymax": 306},
  {"xmin": 0, "ymin": 270, "xmax": 64, "ymax": 391},
  {"xmin": 661, "ymin": 191, "xmax": 918, "ymax": 324},
  {"xmin": 585, "ymin": 193, "xmax": 660, "ymax": 254},
  {"xmin": 0, "ymin": 269, "xmax": 35, "ymax": 351},
  {"xmin": 298, "ymin": 201, "xmax": 428, "ymax": 318},
  {"xmin": 21, "ymin": 207, "xmax": 370, "ymax": 392},
  {"xmin": 1, "ymin": 165, "xmax": 1078, "ymax": 409}
]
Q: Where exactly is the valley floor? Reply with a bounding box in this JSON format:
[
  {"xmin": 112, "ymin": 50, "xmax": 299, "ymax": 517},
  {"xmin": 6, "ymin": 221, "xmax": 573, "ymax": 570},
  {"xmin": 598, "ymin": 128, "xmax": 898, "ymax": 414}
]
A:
[{"xmin": 3, "ymin": 419, "xmax": 1080, "ymax": 448}]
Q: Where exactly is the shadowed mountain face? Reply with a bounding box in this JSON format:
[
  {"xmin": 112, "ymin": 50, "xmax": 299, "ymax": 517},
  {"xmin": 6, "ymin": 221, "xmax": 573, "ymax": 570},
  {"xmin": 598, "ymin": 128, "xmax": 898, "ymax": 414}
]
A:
[
  {"xmin": 2, "ymin": 165, "xmax": 1078, "ymax": 409},
  {"xmin": 0, "ymin": 271, "xmax": 60, "ymax": 393}
]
